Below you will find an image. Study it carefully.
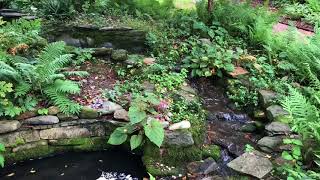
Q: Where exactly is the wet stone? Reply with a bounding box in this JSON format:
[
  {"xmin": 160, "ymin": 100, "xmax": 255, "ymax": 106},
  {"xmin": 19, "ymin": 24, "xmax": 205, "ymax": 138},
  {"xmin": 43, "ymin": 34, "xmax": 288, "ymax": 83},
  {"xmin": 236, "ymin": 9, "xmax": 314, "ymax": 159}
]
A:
[
  {"xmin": 266, "ymin": 105, "xmax": 289, "ymax": 121},
  {"xmin": 257, "ymin": 136, "xmax": 283, "ymax": 153},
  {"xmin": 227, "ymin": 151, "xmax": 273, "ymax": 179},
  {"xmin": 0, "ymin": 120, "xmax": 21, "ymax": 134},
  {"xmin": 187, "ymin": 157, "xmax": 219, "ymax": 175},
  {"xmin": 265, "ymin": 122, "xmax": 291, "ymax": 136}
]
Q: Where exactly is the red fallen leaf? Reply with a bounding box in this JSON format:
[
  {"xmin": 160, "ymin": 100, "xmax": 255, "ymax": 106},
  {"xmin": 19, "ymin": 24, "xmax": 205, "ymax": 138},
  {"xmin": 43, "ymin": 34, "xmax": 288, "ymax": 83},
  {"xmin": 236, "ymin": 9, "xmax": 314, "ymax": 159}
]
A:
[{"xmin": 228, "ymin": 66, "xmax": 249, "ymax": 78}]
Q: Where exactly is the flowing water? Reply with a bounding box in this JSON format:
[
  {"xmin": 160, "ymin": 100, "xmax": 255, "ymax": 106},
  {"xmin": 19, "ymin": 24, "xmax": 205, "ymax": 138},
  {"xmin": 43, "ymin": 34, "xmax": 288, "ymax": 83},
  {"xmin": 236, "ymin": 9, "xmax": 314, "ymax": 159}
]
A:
[
  {"xmin": 192, "ymin": 77, "xmax": 262, "ymax": 177},
  {"xmin": 0, "ymin": 148, "xmax": 147, "ymax": 180}
]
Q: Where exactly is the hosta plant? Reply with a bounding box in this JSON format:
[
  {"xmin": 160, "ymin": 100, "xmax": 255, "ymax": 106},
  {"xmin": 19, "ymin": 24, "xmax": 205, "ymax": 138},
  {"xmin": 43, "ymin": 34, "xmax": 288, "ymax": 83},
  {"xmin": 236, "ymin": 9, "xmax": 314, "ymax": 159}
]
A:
[{"xmin": 108, "ymin": 93, "xmax": 165, "ymax": 150}]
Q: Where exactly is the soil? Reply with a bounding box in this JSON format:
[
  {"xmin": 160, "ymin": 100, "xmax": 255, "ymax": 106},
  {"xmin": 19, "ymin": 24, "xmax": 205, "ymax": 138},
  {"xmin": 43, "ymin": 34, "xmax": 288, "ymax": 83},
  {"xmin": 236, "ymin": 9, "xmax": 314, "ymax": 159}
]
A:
[{"xmin": 70, "ymin": 60, "xmax": 118, "ymax": 106}]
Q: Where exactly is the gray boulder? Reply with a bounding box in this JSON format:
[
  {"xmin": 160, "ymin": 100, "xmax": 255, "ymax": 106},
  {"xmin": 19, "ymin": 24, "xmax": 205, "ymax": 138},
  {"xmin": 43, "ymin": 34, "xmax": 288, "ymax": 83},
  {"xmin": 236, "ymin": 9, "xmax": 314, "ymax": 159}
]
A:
[
  {"xmin": 24, "ymin": 116, "xmax": 59, "ymax": 125},
  {"xmin": 258, "ymin": 136, "xmax": 283, "ymax": 153},
  {"xmin": 164, "ymin": 130, "xmax": 194, "ymax": 147},
  {"xmin": 227, "ymin": 151, "xmax": 273, "ymax": 179},
  {"xmin": 265, "ymin": 122, "xmax": 291, "ymax": 136},
  {"xmin": 113, "ymin": 109, "xmax": 129, "ymax": 121},
  {"xmin": 266, "ymin": 105, "xmax": 290, "ymax": 122},
  {"xmin": 111, "ymin": 49, "xmax": 128, "ymax": 61},
  {"xmin": 0, "ymin": 120, "xmax": 21, "ymax": 134},
  {"xmin": 258, "ymin": 90, "xmax": 278, "ymax": 108}
]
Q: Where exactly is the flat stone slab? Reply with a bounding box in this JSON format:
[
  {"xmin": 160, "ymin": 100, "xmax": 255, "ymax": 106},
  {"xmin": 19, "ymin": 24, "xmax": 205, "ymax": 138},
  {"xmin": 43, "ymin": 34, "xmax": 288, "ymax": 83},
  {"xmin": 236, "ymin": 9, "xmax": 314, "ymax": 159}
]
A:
[
  {"xmin": 164, "ymin": 130, "xmax": 194, "ymax": 147},
  {"xmin": 265, "ymin": 122, "xmax": 291, "ymax": 136},
  {"xmin": 273, "ymin": 23, "xmax": 314, "ymax": 36},
  {"xmin": 0, "ymin": 130, "xmax": 40, "ymax": 147},
  {"xmin": 39, "ymin": 126, "xmax": 91, "ymax": 140},
  {"xmin": 258, "ymin": 90, "xmax": 278, "ymax": 108},
  {"xmin": 258, "ymin": 136, "xmax": 283, "ymax": 153},
  {"xmin": 24, "ymin": 115, "xmax": 59, "ymax": 125},
  {"xmin": 227, "ymin": 151, "xmax": 273, "ymax": 179},
  {"xmin": 0, "ymin": 120, "xmax": 21, "ymax": 134},
  {"xmin": 266, "ymin": 105, "xmax": 289, "ymax": 121}
]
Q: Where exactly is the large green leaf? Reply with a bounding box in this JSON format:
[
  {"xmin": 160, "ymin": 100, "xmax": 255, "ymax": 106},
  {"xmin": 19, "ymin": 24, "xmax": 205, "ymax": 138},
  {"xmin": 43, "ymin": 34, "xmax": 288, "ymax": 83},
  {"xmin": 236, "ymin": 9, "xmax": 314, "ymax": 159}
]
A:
[
  {"xmin": 0, "ymin": 155, "xmax": 4, "ymax": 168},
  {"xmin": 107, "ymin": 127, "xmax": 128, "ymax": 145},
  {"xmin": 144, "ymin": 119, "xmax": 164, "ymax": 147},
  {"xmin": 130, "ymin": 134, "xmax": 143, "ymax": 150},
  {"xmin": 0, "ymin": 144, "xmax": 5, "ymax": 152},
  {"xmin": 128, "ymin": 106, "xmax": 146, "ymax": 124}
]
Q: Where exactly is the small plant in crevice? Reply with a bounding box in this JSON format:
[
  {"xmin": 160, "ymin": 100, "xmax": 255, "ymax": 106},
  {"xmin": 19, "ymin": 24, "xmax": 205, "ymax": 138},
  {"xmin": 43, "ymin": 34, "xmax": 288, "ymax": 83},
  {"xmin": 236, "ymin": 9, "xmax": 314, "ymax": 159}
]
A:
[{"xmin": 108, "ymin": 93, "xmax": 165, "ymax": 149}]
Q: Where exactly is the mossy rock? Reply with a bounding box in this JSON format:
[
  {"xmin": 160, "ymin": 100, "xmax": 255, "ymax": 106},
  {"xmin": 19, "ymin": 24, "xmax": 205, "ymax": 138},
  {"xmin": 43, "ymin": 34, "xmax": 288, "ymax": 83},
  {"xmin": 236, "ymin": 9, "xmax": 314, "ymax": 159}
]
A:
[
  {"xmin": 80, "ymin": 107, "xmax": 99, "ymax": 119},
  {"xmin": 202, "ymin": 145, "xmax": 221, "ymax": 160},
  {"xmin": 143, "ymin": 142, "xmax": 203, "ymax": 176},
  {"xmin": 5, "ymin": 144, "xmax": 55, "ymax": 163},
  {"xmin": 111, "ymin": 49, "xmax": 128, "ymax": 61}
]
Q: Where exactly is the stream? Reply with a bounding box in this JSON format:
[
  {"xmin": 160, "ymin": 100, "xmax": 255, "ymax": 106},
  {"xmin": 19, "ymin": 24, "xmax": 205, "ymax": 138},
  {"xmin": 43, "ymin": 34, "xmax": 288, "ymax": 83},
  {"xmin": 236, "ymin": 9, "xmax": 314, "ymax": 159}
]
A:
[
  {"xmin": 0, "ymin": 148, "xmax": 147, "ymax": 180},
  {"xmin": 193, "ymin": 77, "xmax": 262, "ymax": 177}
]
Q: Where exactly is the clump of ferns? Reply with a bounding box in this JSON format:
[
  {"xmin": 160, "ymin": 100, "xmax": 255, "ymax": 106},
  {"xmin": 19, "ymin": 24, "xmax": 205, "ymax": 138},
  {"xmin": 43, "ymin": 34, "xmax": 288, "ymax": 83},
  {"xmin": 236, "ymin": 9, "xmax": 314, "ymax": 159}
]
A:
[{"xmin": 0, "ymin": 41, "xmax": 88, "ymax": 115}]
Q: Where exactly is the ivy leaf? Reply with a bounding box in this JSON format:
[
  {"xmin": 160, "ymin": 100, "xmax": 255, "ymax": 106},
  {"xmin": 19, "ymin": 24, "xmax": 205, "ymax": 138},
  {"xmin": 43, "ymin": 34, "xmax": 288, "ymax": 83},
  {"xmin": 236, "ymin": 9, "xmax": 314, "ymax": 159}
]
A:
[
  {"xmin": 0, "ymin": 144, "xmax": 5, "ymax": 152},
  {"xmin": 148, "ymin": 173, "xmax": 156, "ymax": 180},
  {"xmin": 282, "ymin": 151, "xmax": 293, "ymax": 161},
  {"xmin": 107, "ymin": 127, "xmax": 128, "ymax": 145},
  {"xmin": 0, "ymin": 155, "xmax": 4, "ymax": 168},
  {"xmin": 130, "ymin": 135, "xmax": 143, "ymax": 150},
  {"xmin": 144, "ymin": 119, "xmax": 164, "ymax": 147},
  {"xmin": 292, "ymin": 146, "xmax": 301, "ymax": 157},
  {"xmin": 128, "ymin": 106, "xmax": 146, "ymax": 124}
]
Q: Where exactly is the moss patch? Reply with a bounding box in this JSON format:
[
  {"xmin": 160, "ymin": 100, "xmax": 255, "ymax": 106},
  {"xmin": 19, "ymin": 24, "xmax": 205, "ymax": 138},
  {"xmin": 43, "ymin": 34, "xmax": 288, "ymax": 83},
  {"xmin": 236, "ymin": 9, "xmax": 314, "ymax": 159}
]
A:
[
  {"xmin": 202, "ymin": 145, "xmax": 221, "ymax": 160},
  {"xmin": 5, "ymin": 145, "xmax": 55, "ymax": 163}
]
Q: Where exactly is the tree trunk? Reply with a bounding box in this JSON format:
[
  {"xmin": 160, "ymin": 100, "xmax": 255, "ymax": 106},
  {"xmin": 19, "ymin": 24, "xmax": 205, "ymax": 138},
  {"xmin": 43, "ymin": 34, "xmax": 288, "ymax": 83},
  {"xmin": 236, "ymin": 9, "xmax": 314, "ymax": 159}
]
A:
[{"xmin": 208, "ymin": 0, "xmax": 213, "ymax": 12}]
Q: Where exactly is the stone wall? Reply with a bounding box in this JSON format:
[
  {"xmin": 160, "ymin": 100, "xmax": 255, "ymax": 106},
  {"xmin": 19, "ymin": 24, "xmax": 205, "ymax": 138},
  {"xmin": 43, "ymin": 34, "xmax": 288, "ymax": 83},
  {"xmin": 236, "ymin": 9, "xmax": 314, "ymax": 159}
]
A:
[
  {"xmin": 0, "ymin": 117, "xmax": 122, "ymax": 164},
  {"xmin": 44, "ymin": 25, "xmax": 146, "ymax": 53}
]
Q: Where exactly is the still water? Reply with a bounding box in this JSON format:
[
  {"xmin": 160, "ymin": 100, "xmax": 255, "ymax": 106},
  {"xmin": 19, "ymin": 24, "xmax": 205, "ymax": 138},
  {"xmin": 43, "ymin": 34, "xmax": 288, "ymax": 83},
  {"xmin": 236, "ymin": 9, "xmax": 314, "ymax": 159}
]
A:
[{"xmin": 0, "ymin": 148, "xmax": 147, "ymax": 180}]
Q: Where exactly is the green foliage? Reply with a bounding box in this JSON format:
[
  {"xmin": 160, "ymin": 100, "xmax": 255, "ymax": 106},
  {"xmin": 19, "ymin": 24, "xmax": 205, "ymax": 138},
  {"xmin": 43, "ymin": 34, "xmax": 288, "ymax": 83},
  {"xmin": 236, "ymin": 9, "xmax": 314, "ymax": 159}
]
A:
[
  {"xmin": 0, "ymin": 19, "xmax": 42, "ymax": 51},
  {"xmin": 0, "ymin": 143, "xmax": 5, "ymax": 168},
  {"xmin": 148, "ymin": 69, "xmax": 187, "ymax": 92},
  {"xmin": 0, "ymin": 41, "xmax": 84, "ymax": 116},
  {"xmin": 108, "ymin": 93, "xmax": 164, "ymax": 149}
]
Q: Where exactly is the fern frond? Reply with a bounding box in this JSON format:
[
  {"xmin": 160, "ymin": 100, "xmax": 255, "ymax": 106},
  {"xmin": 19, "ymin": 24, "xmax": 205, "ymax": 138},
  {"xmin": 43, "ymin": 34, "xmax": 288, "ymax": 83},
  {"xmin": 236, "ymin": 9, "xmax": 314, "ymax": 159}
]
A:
[
  {"xmin": 14, "ymin": 82, "xmax": 32, "ymax": 98},
  {"xmin": 37, "ymin": 41, "xmax": 66, "ymax": 64},
  {"xmin": 0, "ymin": 61, "xmax": 22, "ymax": 81},
  {"xmin": 44, "ymin": 85, "xmax": 81, "ymax": 115},
  {"xmin": 304, "ymin": 63, "xmax": 320, "ymax": 91},
  {"xmin": 14, "ymin": 63, "xmax": 36, "ymax": 82},
  {"xmin": 51, "ymin": 79, "xmax": 81, "ymax": 94}
]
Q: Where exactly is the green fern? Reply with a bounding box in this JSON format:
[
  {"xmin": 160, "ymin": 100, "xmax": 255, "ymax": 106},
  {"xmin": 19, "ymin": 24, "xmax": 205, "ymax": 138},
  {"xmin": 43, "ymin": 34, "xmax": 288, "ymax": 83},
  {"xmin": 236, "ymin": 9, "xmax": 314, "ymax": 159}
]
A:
[{"xmin": 281, "ymin": 87, "xmax": 320, "ymax": 140}]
